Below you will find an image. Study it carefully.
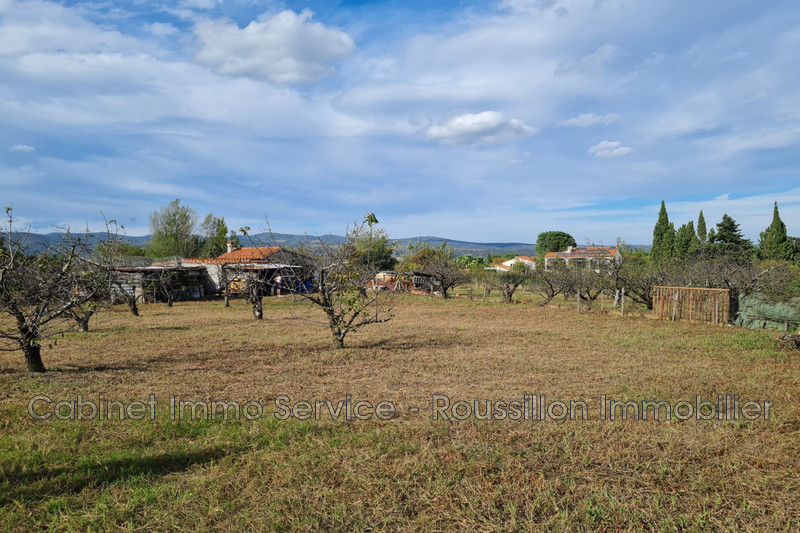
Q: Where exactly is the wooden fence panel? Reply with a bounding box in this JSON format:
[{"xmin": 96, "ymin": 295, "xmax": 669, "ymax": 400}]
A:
[{"xmin": 652, "ymin": 286, "xmax": 730, "ymax": 325}]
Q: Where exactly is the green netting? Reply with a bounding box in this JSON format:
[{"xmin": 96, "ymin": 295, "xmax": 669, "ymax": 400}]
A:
[{"xmin": 736, "ymin": 294, "xmax": 800, "ymax": 332}]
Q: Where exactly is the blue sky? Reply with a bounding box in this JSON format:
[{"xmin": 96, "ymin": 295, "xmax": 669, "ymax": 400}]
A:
[{"xmin": 1, "ymin": 0, "xmax": 799, "ymax": 244}]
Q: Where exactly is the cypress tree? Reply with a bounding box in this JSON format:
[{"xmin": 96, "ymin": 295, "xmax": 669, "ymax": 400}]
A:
[
  {"xmin": 674, "ymin": 221, "xmax": 700, "ymax": 258},
  {"xmin": 696, "ymin": 210, "xmax": 707, "ymax": 244},
  {"xmin": 758, "ymin": 202, "xmax": 794, "ymax": 261},
  {"xmin": 651, "ymin": 201, "xmax": 671, "ymax": 260}
]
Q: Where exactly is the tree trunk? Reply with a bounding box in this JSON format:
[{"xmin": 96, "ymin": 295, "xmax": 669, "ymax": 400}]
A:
[
  {"xmin": 252, "ymin": 298, "xmax": 263, "ymax": 320},
  {"xmin": 501, "ymin": 290, "xmax": 513, "ymax": 304},
  {"xmin": 332, "ymin": 334, "xmax": 345, "ymax": 349},
  {"xmin": 327, "ymin": 313, "xmax": 346, "ymax": 348},
  {"xmin": 76, "ymin": 309, "xmax": 94, "ymax": 332},
  {"xmin": 224, "ymin": 293, "xmax": 230, "ymax": 307},
  {"xmin": 24, "ymin": 344, "xmax": 46, "ymax": 373},
  {"xmin": 128, "ymin": 299, "xmax": 140, "ymax": 316}
]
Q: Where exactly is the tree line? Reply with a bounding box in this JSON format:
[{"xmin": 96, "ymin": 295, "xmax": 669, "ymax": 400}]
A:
[{"xmin": 2, "ymin": 198, "xmax": 798, "ymax": 374}]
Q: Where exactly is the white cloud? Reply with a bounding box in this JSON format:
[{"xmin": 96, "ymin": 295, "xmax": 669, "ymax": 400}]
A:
[
  {"xmin": 555, "ymin": 43, "xmax": 617, "ymax": 76},
  {"xmin": 193, "ymin": 9, "xmax": 356, "ymax": 84},
  {"xmin": 562, "ymin": 113, "xmax": 620, "ymax": 127},
  {"xmin": 423, "ymin": 111, "xmax": 537, "ymax": 145},
  {"xmin": 9, "ymin": 144, "xmax": 34, "ymax": 152},
  {"xmin": 144, "ymin": 22, "xmax": 179, "ymax": 37},
  {"xmin": 587, "ymin": 140, "xmax": 632, "ymax": 158},
  {"xmin": 701, "ymin": 127, "xmax": 800, "ymax": 160}
]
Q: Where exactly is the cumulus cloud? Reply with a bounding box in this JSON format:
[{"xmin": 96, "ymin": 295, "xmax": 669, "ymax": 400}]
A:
[
  {"xmin": 587, "ymin": 140, "xmax": 632, "ymax": 158},
  {"xmin": 193, "ymin": 9, "xmax": 355, "ymax": 84},
  {"xmin": 562, "ymin": 113, "xmax": 620, "ymax": 127},
  {"xmin": 423, "ymin": 111, "xmax": 537, "ymax": 145},
  {"xmin": 9, "ymin": 144, "xmax": 35, "ymax": 152}
]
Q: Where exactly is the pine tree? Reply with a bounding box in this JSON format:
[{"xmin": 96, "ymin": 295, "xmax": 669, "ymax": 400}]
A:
[
  {"xmin": 651, "ymin": 201, "xmax": 672, "ymax": 261},
  {"xmin": 710, "ymin": 213, "xmax": 752, "ymax": 257},
  {"xmin": 758, "ymin": 202, "xmax": 794, "ymax": 261},
  {"xmin": 696, "ymin": 210, "xmax": 707, "ymax": 244}
]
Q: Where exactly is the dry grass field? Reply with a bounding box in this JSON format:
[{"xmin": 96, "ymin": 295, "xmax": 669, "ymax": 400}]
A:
[{"xmin": 1, "ymin": 293, "xmax": 799, "ymax": 531}]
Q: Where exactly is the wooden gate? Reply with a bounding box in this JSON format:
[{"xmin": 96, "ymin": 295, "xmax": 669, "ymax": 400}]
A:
[{"xmin": 653, "ymin": 286, "xmax": 730, "ymax": 324}]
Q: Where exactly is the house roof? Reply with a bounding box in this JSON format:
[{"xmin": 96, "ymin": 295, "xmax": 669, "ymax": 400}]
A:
[
  {"xmin": 545, "ymin": 246, "xmax": 619, "ymax": 259},
  {"xmin": 181, "ymin": 246, "xmax": 283, "ymax": 265},
  {"xmin": 515, "ymin": 256, "xmax": 536, "ymax": 262}
]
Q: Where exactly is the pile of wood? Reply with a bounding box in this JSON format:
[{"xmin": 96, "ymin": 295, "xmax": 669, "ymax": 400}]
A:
[{"xmin": 778, "ymin": 333, "xmax": 800, "ymax": 350}]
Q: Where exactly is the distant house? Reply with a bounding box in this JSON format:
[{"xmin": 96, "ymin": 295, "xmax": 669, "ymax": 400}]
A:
[
  {"xmin": 182, "ymin": 242, "xmax": 305, "ymax": 296},
  {"xmin": 486, "ymin": 255, "xmax": 537, "ymax": 272},
  {"xmin": 544, "ymin": 246, "xmax": 621, "ymax": 271}
]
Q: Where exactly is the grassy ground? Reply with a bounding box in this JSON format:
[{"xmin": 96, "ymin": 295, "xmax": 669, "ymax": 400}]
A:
[{"xmin": 1, "ymin": 293, "xmax": 799, "ymax": 531}]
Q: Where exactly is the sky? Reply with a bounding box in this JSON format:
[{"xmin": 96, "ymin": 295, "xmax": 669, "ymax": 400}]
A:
[{"xmin": 1, "ymin": 0, "xmax": 799, "ymax": 244}]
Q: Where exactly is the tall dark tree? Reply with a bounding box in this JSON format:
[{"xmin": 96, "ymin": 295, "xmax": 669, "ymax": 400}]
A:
[
  {"xmin": 758, "ymin": 202, "xmax": 794, "ymax": 261},
  {"xmin": 535, "ymin": 231, "xmax": 577, "ymax": 257},
  {"xmin": 710, "ymin": 214, "xmax": 752, "ymax": 257},
  {"xmin": 674, "ymin": 221, "xmax": 700, "ymax": 258},
  {"xmin": 651, "ymin": 201, "xmax": 675, "ymax": 261},
  {"xmin": 696, "ymin": 210, "xmax": 707, "ymax": 245}
]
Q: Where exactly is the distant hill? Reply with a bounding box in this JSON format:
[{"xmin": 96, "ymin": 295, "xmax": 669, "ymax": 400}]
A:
[{"xmin": 11, "ymin": 231, "xmax": 648, "ymax": 257}]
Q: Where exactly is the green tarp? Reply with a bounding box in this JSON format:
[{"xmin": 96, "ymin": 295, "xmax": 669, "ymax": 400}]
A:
[{"xmin": 736, "ymin": 294, "xmax": 800, "ymax": 332}]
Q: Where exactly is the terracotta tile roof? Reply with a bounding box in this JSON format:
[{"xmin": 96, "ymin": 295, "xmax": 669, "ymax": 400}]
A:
[
  {"xmin": 515, "ymin": 256, "xmax": 536, "ymax": 262},
  {"xmin": 218, "ymin": 246, "xmax": 281, "ymax": 261},
  {"xmin": 545, "ymin": 246, "xmax": 618, "ymax": 259},
  {"xmin": 181, "ymin": 246, "xmax": 284, "ymax": 265}
]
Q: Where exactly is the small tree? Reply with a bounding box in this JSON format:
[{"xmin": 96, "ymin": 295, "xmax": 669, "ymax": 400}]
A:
[
  {"xmin": 486, "ymin": 262, "xmax": 536, "ymax": 303},
  {"xmin": 0, "ymin": 209, "xmax": 110, "ymax": 372},
  {"xmin": 530, "ymin": 261, "xmax": 568, "ymax": 305},
  {"xmin": 401, "ymin": 242, "xmax": 465, "ymax": 299},
  {"xmin": 759, "ymin": 202, "xmax": 794, "ymax": 262},
  {"xmin": 617, "ymin": 252, "xmax": 680, "ymax": 310},
  {"xmin": 274, "ymin": 214, "xmax": 395, "ymax": 349}
]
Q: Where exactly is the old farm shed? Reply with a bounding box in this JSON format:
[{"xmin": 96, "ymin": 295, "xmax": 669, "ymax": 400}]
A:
[
  {"xmin": 112, "ymin": 262, "xmax": 207, "ymax": 303},
  {"xmin": 182, "ymin": 243, "xmax": 307, "ymax": 297}
]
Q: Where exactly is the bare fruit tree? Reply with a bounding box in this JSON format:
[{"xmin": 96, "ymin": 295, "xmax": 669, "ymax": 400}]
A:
[
  {"xmin": 485, "ymin": 262, "xmax": 536, "ymax": 303},
  {"xmin": 272, "ymin": 214, "xmax": 395, "ymax": 348},
  {"xmin": 0, "ymin": 208, "xmax": 112, "ymax": 372}
]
